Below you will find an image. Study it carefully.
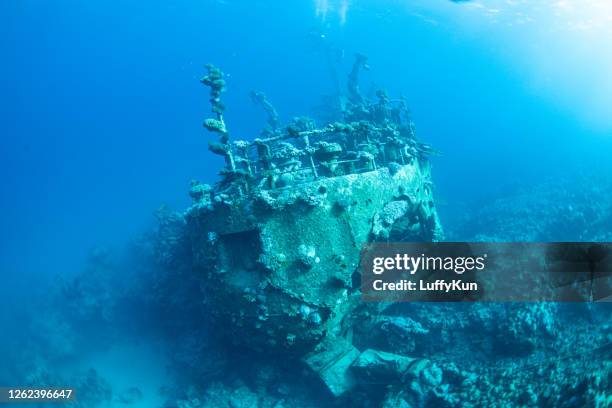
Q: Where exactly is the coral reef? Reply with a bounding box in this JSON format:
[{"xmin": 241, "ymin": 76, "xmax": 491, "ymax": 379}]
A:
[{"xmin": 447, "ymin": 175, "xmax": 612, "ymax": 243}]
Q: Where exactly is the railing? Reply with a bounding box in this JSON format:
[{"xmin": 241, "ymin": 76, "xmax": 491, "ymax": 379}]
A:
[{"xmin": 223, "ymin": 121, "xmax": 422, "ymax": 192}]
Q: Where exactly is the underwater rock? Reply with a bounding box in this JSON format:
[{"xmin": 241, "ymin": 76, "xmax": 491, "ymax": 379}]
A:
[
  {"xmin": 72, "ymin": 369, "xmax": 113, "ymax": 408},
  {"xmin": 492, "ymin": 303, "xmax": 557, "ymax": 356},
  {"xmin": 356, "ymin": 315, "xmax": 429, "ymax": 355}
]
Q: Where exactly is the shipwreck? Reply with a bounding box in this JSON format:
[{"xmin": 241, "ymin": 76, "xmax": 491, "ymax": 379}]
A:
[{"xmin": 184, "ymin": 55, "xmax": 445, "ymax": 403}]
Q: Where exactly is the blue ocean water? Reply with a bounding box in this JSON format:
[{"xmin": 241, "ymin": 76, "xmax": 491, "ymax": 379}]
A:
[{"xmin": 1, "ymin": 1, "xmax": 611, "ymax": 407}]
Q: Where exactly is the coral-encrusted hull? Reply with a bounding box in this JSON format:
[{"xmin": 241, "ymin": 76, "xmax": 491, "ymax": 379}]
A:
[{"xmin": 185, "ymin": 161, "xmax": 442, "ymax": 354}]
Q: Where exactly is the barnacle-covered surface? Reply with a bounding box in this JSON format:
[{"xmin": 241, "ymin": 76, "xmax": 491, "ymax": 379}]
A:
[{"xmin": 186, "ymin": 163, "xmax": 440, "ymax": 354}]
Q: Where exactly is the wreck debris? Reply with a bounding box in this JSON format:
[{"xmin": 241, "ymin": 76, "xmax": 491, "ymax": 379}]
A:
[
  {"xmin": 352, "ymin": 349, "xmax": 441, "ymax": 386},
  {"xmin": 303, "ymin": 336, "xmax": 360, "ymax": 397},
  {"xmin": 250, "ymin": 90, "xmax": 280, "ymax": 134}
]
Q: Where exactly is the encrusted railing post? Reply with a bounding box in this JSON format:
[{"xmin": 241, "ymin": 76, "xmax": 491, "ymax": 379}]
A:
[
  {"xmin": 302, "ymin": 135, "xmax": 318, "ymax": 179},
  {"xmin": 201, "ymin": 64, "xmax": 236, "ymax": 173}
]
